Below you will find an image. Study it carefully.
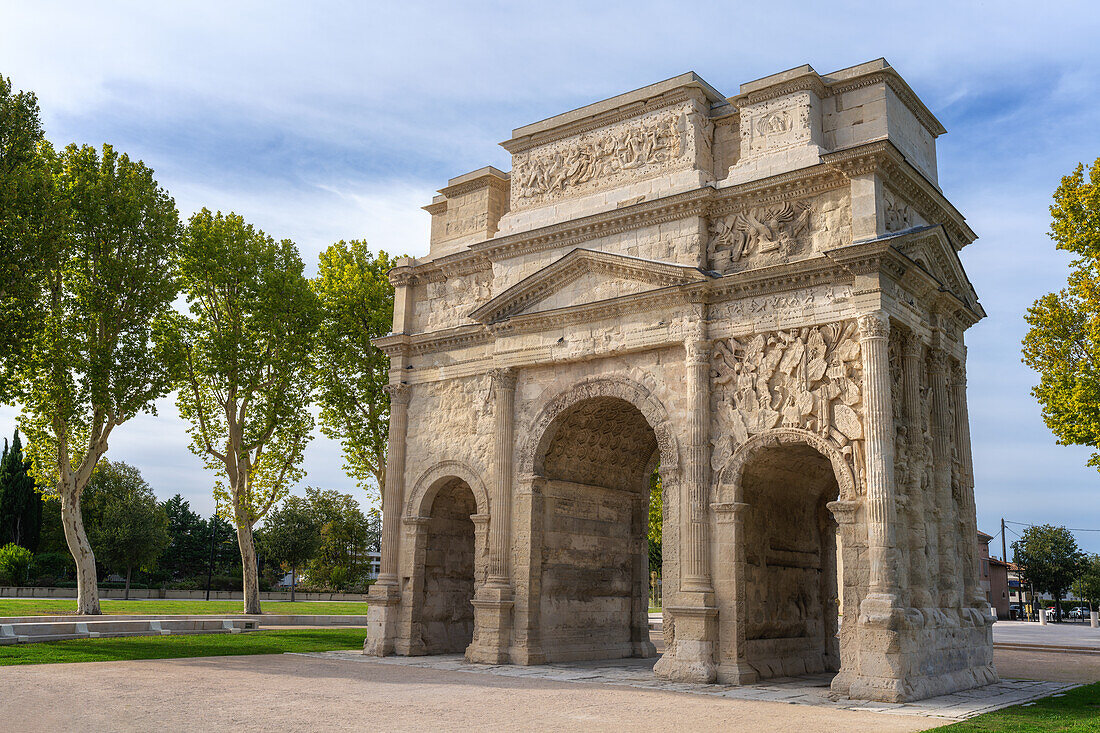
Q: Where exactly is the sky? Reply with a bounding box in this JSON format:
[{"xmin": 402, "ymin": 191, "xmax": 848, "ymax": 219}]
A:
[{"xmin": 1, "ymin": 1, "xmax": 1099, "ymax": 555}]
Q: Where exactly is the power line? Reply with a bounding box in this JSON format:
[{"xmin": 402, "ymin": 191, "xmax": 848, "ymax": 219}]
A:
[{"xmin": 1003, "ymin": 519, "xmax": 1100, "ymax": 533}]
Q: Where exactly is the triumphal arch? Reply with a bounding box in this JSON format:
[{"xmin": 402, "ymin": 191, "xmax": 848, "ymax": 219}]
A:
[{"xmin": 365, "ymin": 59, "xmax": 995, "ymax": 702}]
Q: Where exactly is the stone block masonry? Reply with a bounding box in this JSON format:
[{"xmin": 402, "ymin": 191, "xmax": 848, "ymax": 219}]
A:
[{"xmin": 365, "ymin": 58, "xmax": 992, "ymax": 703}]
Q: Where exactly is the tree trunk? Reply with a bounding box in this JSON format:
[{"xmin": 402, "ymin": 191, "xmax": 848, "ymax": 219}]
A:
[
  {"xmin": 60, "ymin": 488, "xmax": 100, "ymax": 615},
  {"xmin": 291, "ymin": 566, "xmax": 296, "ymax": 602},
  {"xmin": 125, "ymin": 566, "xmax": 132, "ymax": 600},
  {"xmin": 236, "ymin": 520, "xmax": 261, "ymax": 614}
]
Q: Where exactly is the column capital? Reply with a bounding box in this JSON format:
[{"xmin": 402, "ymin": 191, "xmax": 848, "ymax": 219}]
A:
[
  {"xmin": 685, "ymin": 338, "xmax": 712, "ymax": 365},
  {"xmin": 384, "ymin": 382, "xmax": 411, "ymax": 405},
  {"xmin": 858, "ymin": 310, "xmax": 890, "ymax": 341},
  {"xmin": 928, "ymin": 347, "xmax": 949, "ymax": 376},
  {"xmin": 902, "ymin": 329, "xmax": 923, "ymax": 360},
  {"xmin": 488, "ymin": 367, "xmax": 517, "ymax": 392},
  {"xmin": 951, "ymin": 359, "xmax": 967, "ymax": 387}
]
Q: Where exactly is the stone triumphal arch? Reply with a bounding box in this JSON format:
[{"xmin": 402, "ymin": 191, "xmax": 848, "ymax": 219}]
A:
[{"xmin": 365, "ymin": 60, "xmax": 995, "ymax": 702}]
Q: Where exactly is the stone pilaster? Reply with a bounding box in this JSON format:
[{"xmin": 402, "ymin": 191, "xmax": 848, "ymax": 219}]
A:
[
  {"xmin": 902, "ymin": 333, "xmax": 933, "ymax": 608},
  {"xmin": 467, "ymin": 367, "xmax": 516, "ymax": 664},
  {"xmin": 364, "ymin": 382, "xmax": 411, "ymax": 656},
  {"xmin": 847, "ymin": 311, "xmax": 904, "ymax": 702},
  {"xmin": 712, "ymin": 500, "xmax": 757, "ymax": 685},
  {"xmin": 929, "ymin": 346, "xmax": 961, "ymax": 608},
  {"xmin": 683, "ymin": 336, "xmax": 713, "ymax": 593},
  {"xmin": 952, "ymin": 360, "xmax": 985, "ymax": 609},
  {"xmin": 654, "ymin": 331, "xmax": 717, "ymax": 683},
  {"xmin": 858, "ymin": 311, "xmax": 899, "ymax": 601}
]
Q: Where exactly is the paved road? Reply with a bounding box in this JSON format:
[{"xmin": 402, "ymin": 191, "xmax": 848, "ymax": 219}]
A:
[
  {"xmin": 0, "ymin": 653, "xmax": 937, "ymax": 733},
  {"xmin": 993, "ymin": 619, "xmax": 1100, "ymax": 649}
]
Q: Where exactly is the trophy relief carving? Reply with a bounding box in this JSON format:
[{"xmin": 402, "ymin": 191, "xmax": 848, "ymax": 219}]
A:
[{"xmin": 708, "ymin": 200, "xmax": 813, "ymax": 273}]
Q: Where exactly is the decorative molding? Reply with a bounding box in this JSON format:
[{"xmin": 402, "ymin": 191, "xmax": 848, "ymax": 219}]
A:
[{"xmin": 405, "ymin": 459, "xmax": 491, "ymax": 519}]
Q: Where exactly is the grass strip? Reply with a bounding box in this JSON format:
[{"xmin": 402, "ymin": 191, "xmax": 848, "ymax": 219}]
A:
[
  {"xmin": 0, "ymin": 599, "xmax": 366, "ymax": 617},
  {"xmin": 934, "ymin": 682, "xmax": 1100, "ymax": 732},
  {"xmin": 0, "ymin": 628, "xmax": 365, "ymax": 666}
]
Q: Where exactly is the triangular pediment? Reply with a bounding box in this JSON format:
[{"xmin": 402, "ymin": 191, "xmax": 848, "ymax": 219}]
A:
[
  {"xmin": 886, "ymin": 225, "xmax": 981, "ymax": 312},
  {"xmin": 469, "ymin": 248, "xmax": 714, "ymax": 325}
]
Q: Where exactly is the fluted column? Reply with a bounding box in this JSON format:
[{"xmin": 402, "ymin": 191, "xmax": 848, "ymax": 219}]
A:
[
  {"xmin": 858, "ymin": 311, "xmax": 898, "ymax": 599},
  {"xmin": 377, "ymin": 382, "xmax": 410, "ymax": 586},
  {"xmin": 930, "ymin": 346, "xmax": 961, "ymax": 607},
  {"xmin": 682, "ymin": 336, "xmax": 713, "ymax": 593},
  {"xmin": 902, "ymin": 333, "xmax": 933, "ymax": 608},
  {"xmin": 487, "ymin": 368, "xmax": 517, "ymax": 589},
  {"xmin": 952, "ymin": 359, "xmax": 984, "ymax": 607}
]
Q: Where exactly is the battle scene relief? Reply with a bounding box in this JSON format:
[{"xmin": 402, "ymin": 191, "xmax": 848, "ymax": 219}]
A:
[{"xmin": 710, "ymin": 320, "xmax": 865, "ymax": 490}]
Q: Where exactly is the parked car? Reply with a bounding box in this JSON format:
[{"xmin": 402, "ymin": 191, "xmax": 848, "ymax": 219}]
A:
[{"xmin": 1068, "ymin": 606, "xmax": 1089, "ymax": 620}]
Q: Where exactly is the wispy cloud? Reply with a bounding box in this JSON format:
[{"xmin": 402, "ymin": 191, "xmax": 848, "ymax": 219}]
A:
[{"xmin": 3, "ymin": 1, "xmax": 1100, "ymax": 550}]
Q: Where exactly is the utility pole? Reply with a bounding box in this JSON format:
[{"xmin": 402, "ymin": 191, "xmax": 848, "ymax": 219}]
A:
[{"xmin": 1001, "ymin": 517, "xmax": 1008, "ymax": 563}]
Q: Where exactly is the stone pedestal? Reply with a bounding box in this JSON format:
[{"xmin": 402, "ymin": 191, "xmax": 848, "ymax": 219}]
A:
[
  {"xmin": 467, "ymin": 586, "xmax": 514, "ymax": 664},
  {"xmin": 363, "ymin": 583, "xmax": 401, "ymax": 656},
  {"xmin": 654, "ymin": 594, "xmax": 718, "ymax": 683},
  {"xmin": 1090, "ymin": 611, "xmax": 1098, "ymax": 628}
]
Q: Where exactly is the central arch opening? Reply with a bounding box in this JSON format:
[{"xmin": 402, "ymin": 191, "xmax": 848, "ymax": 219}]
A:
[
  {"xmin": 535, "ymin": 396, "xmax": 658, "ymax": 662},
  {"xmin": 740, "ymin": 442, "xmax": 841, "ymax": 680}
]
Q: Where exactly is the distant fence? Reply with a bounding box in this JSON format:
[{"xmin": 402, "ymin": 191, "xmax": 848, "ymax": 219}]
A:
[{"xmin": 0, "ymin": 587, "xmax": 370, "ymax": 602}]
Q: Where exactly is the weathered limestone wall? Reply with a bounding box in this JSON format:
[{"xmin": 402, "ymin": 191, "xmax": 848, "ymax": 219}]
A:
[{"xmin": 539, "ymin": 479, "xmax": 646, "ymax": 662}]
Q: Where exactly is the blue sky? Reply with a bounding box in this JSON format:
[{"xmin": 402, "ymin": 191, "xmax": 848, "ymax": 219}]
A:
[{"xmin": 2, "ymin": 1, "xmax": 1099, "ymax": 555}]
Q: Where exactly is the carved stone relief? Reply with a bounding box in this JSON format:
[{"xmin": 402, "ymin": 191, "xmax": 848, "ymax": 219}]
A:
[
  {"xmin": 712, "ymin": 285, "xmax": 852, "ymax": 323},
  {"xmin": 708, "ymin": 201, "xmax": 813, "ymax": 273},
  {"xmin": 709, "ymin": 320, "xmax": 865, "ymax": 490},
  {"xmin": 511, "ymin": 109, "xmax": 690, "ymax": 208},
  {"xmin": 884, "ymin": 188, "xmax": 916, "ymax": 233}
]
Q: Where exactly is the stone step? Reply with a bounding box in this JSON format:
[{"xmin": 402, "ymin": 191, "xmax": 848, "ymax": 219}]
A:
[{"xmin": 0, "ymin": 617, "xmax": 257, "ymax": 645}]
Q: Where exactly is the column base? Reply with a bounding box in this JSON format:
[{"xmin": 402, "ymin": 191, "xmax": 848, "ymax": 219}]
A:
[
  {"xmin": 466, "ymin": 586, "xmax": 514, "ymax": 664},
  {"xmin": 716, "ymin": 661, "xmax": 759, "ymax": 685},
  {"xmin": 653, "ymin": 597, "xmax": 717, "ymax": 683},
  {"xmin": 363, "ymin": 583, "xmax": 402, "ymax": 657}
]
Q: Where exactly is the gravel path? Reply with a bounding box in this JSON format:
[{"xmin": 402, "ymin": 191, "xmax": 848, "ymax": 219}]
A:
[{"xmin": 0, "ymin": 652, "xmax": 937, "ymax": 733}]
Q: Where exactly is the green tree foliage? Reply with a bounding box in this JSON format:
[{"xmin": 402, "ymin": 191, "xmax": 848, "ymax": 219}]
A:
[
  {"xmin": 160, "ymin": 494, "xmax": 212, "ymax": 581},
  {"xmin": 648, "ymin": 470, "xmax": 662, "ymax": 574},
  {"xmin": 313, "ymin": 242, "xmax": 398, "ymax": 507},
  {"xmin": 1012, "ymin": 524, "xmax": 1086, "ymax": 621},
  {"xmin": 0, "ymin": 430, "xmax": 42, "ymax": 551},
  {"xmin": 16, "ymin": 143, "xmax": 182, "ymax": 614},
  {"xmin": 1072, "ymin": 554, "xmax": 1100, "ymax": 611},
  {"xmin": 0, "ymin": 543, "xmax": 33, "ymax": 586},
  {"xmin": 175, "ymin": 209, "xmax": 321, "ymax": 613},
  {"xmin": 0, "ymin": 75, "xmax": 56, "ymax": 399},
  {"xmin": 258, "ymin": 496, "xmax": 321, "ymax": 601},
  {"xmin": 85, "ymin": 461, "xmax": 169, "ymax": 599},
  {"xmin": 1023, "ymin": 158, "xmax": 1100, "ymax": 469},
  {"xmin": 304, "ymin": 487, "xmax": 379, "ymax": 590}
]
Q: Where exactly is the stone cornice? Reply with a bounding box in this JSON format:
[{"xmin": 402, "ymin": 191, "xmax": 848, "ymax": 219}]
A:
[
  {"xmin": 822, "ymin": 141, "xmax": 977, "ymax": 248},
  {"xmin": 829, "ymin": 71, "xmax": 947, "ymax": 137},
  {"xmin": 501, "ymin": 86, "xmax": 707, "ymax": 155},
  {"xmin": 439, "ymin": 174, "xmax": 510, "ymax": 199},
  {"xmin": 733, "ymin": 73, "xmax": 829, "ymax": 106}
]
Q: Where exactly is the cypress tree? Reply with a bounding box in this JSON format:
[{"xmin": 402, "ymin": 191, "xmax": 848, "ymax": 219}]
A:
[{"xmin": 0, "ymin": 431, "xmax": 42, "ymax": 551}]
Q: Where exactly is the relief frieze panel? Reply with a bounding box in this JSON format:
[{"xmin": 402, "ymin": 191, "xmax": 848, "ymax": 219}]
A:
[
  {"xmin": 710, "ymin": 320, "xmax": 865, "ymax": 490},
  {"xmin": 707, "ymin": 189, "xmax": 850, "ymax": 274},
  {"xmin": 510, "ymin": 108, "xmax": 691, "ymax": 209}
]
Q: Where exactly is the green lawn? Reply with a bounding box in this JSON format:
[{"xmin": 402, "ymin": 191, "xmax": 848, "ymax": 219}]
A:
[
  {"xmin": 934, "ymin": 682, "xmax": 1100, "ymax": 732},
  {"xmin": 0, "ymin": 598, "xmax": 366, "ymax": 617},
  {"xmin": 0, "ymin": 628, "xmax": 365, "ymax": 666}
]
